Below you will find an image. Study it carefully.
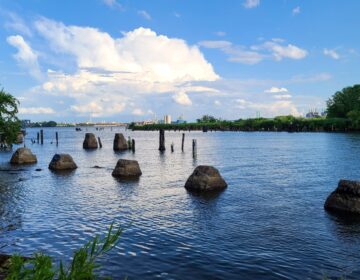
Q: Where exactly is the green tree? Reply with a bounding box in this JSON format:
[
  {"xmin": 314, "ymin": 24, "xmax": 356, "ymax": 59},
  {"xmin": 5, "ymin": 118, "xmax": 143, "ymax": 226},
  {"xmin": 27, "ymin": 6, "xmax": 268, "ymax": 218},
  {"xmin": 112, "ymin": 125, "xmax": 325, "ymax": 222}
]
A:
[
  {"xmin": 347, "ymin": 110, "xmax": 360, "ymax": 129},
  {"xmin": 196, "ymin": 115, "xmax": 219, "ymax": 123},
  {"xmin": 0, "ymin": 88, "xmax": 21, "ymax": 146},
  {"xmin": 326, "ymin": 85, "xmax": 360, "ymax": 118}
]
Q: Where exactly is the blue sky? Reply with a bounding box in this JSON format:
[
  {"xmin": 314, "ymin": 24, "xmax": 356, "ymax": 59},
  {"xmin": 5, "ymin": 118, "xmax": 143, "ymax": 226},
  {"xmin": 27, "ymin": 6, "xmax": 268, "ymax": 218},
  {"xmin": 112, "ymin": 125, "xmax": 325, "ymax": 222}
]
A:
[{"xmin": 0, "ymin": 0, "xmax": 359, "ymax": 122}]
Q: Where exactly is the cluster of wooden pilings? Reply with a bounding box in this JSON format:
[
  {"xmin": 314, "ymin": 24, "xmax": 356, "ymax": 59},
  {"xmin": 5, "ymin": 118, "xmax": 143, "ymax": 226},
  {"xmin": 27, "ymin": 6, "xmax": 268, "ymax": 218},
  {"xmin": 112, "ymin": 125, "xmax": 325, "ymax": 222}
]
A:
[
  {"xmin": 158, "ymin": 129, "xmax": 197, "ymax": 158},
  {"xmin": 23, "ymin": 129, "xmax": 197, "ymax": 157},
  {"xmin": 30, "ymin": 130, "xmax": 58, "ymax": 146}
]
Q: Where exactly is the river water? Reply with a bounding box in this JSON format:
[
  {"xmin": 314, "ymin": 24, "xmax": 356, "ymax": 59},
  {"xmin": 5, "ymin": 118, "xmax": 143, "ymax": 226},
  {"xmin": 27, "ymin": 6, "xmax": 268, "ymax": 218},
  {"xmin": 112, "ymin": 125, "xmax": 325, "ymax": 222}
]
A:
[{"xmin": 1, "ymin": 127, "xmax": 360, "ymax": 279}]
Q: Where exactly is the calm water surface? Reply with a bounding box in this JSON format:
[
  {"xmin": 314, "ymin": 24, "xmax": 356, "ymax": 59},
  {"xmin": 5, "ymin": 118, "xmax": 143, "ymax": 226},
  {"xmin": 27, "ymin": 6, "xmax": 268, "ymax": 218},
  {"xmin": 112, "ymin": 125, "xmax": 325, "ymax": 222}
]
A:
[{"xmin": 1, "ymin": 127, "xmax": 360, "ymax": 279}]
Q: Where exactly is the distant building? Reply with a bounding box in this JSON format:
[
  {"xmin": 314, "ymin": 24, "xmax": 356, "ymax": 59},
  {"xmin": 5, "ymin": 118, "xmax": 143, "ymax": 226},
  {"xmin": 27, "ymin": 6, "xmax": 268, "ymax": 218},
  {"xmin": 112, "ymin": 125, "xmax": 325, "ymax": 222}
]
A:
[
  {"xmin": 305, "ymin": 109, "xmax": 326, "ymax": 118},
  {"xmin": 164, "ymin": 115, "xmax": 172, "ymax": 124},
  {"xmin": 133, "ymin": 120, "xmax": 157, "ymax": 126},
  {"xmin": 306, "ymin": 111, "xmax": 320, "ymax": 118},
  {"xmin": 173, "ymin": 115, "xmax": 187, "ymax": 124}
]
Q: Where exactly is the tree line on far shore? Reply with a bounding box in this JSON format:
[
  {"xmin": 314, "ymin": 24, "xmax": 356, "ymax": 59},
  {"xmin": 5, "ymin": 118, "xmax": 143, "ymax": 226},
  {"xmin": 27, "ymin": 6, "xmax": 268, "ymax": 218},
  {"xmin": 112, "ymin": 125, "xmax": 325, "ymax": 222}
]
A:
[
  {"xmin": 130, "ymin": 84, "xmax": 360, "ymax": 132},
  {"xmin": 130, "ymin": 115, "xmax": 351, "ymax": 132},
  {"xmin": 2, "ymin": 84, "xmax": 360, "ymax": 147}
]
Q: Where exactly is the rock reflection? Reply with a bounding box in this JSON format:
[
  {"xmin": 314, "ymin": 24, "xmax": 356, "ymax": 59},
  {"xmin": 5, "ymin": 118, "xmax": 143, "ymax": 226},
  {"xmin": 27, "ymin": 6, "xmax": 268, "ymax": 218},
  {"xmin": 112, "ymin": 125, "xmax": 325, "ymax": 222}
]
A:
[{"xmin": 325, "ymin": 211, "xmax": 360, "ymax": 241}]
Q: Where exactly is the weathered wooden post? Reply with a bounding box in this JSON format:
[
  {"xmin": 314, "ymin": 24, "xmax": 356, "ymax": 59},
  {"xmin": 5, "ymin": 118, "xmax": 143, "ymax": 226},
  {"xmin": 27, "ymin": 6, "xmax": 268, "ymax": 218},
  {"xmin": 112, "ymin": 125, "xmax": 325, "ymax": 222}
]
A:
[
  {"xmin": 181, "ymin": 133, "xmax": 185, "ymax": 152},
  {"xmin": 132, "ymin": 139, "xmax": 135, "ymax": 153},
  {"xmin": 159, "ymin": 129, "xmax": 165, "ymax": 151},
  {"xmin": 171, "ymin": 142, "xmax": 174, "ymax": 153},
  {"xmin": 128, "ymin": 137, "xmax": 132, "ymax": 150},
  {"xmin": 192, "ymin": 139, "xmax": 197, "ymax": 158},
  {"xmin": 55, "ymin": 132, "xmax": 59, "ymax": 146},
  {"xmin": 40, "ymin": 130, "xmax": 44, "ymax": 145},
  {"xmin": 98, "ymin": 137, "xmax": 102, "ymax": 148},
  {"xmin": 37, "ymin": 132, "xmax": 40, "ymax": 143}
]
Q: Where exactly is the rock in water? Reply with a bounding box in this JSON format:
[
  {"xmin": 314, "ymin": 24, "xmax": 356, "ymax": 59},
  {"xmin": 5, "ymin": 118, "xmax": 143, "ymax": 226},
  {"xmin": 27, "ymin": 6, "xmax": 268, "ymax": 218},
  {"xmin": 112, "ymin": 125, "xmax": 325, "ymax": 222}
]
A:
[
  {"xmin": 324, "ymin": 180, "xmax": 360, "ymax": 214},
  {"xmin": 113, "ymin": 133, "xmax": 128, "ymax": 151},
  {"xmin": 112, "ymin": 159, "xmax": 142, "ymax": 178},
  {"xmin": 83, "ymin": 133, "xmax": 98, "ymax": 149},
  {"xmin": 49, "ymin": 154, "xmax": 77, "ymax": 171},
  {"xmin": 10, "ymin": 148, "xmax": 37, "ymax": 164},
  {"xmin": 185, "ymin": 165, "xmax": 227, "ymax": 192}
]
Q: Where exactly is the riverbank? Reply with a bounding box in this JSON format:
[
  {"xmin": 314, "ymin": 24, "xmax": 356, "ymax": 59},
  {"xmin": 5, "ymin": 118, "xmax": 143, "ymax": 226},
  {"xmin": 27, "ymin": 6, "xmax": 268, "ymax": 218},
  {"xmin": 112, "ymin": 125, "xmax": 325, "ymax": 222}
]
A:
[{"xmin": 129, "ymin": 116, "xmax": 355, "ymax": 132}]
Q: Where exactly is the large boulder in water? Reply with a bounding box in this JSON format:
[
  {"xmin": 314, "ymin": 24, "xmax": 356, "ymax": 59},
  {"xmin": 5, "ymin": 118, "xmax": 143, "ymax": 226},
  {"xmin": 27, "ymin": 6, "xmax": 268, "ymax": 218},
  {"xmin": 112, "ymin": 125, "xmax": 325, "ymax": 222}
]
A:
[
  {"xmin": 83, "ymin": 133, "xmax": 98, "ymax": 149},
  {"xmin": 185, "ymin": 165, "xmax": 227, "ymax": 192},
  {"xmin": 325, "ymin": 180, "xmax": 360, "ymax": 214},
  {"xmin": 113, "ymin": 133, "xmax": 128, "ymax": 151},
  {"xmin": 112, "ymin": 159, "xmax": 142, "ymax": 178},
  {"xmin": 49, "ymin": 154, "xmax": 77, "ymax": 171},
  {"xmin": 10, "ymin": 148, "xmax": 37, "ymax": 164}
]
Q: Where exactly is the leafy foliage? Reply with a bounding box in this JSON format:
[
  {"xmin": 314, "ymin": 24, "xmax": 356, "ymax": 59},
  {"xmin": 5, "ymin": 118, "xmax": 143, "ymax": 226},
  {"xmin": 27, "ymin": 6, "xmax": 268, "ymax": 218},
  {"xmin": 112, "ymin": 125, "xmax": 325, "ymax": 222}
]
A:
[
  {"xmin": 327, "ymin": 84, "xmax": 360, "ymax": 118},
  {"xmin": 130, "ymin": 116, "xmax": 351, "ymax": 132},
  {"xmin": 5, "ymin": 223, "xmax": 122, "ymax": 280},
  {"xmin": 0, "ymin": 88, "xmax": 21, "ymax": 146},
  {"xmin": 196, "ymin": 115, "xmax": 220, "ymax": 123},
  {"xmin": 29, "ymin": 121, "xmax": 57, "ymax": 128}
]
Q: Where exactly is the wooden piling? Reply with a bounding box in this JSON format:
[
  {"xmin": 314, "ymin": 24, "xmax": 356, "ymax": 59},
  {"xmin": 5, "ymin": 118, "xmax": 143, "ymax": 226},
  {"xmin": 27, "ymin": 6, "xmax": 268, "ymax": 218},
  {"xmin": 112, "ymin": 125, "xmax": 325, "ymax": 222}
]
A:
[
  {"xmin": 192, "ymin": 139, "xmax": 197, "ymax": 158},
  {"xmin": 55, "ymin": 132, "xmax": 58, "ymax": 146},
  {"xmin": 128, "ymin": 137, "xmax": 132, "ymax": 150},
  {"xmin": 132, "ymin": 139, "xmax": 135, "ymax": 153},
  {"xmin": 37, "ymin": 132, "xmax": 39, "ymax": 143},
  {"xmin": 171, "ymin": 143, "xmax": 174, "ymax": 153},
  {"xmin": 159, "ymin": 129, "xmax": 165, "ymax": 151},
  {"xmin": 98, "ymin": 137, "xmax": 102, "ymax": 148},
  {"xmin": 40, "ymin": 130, "xmax": 44, "ymax": 145},
  {"xmin": 181, "ymin": 133, "xmax": 185, "ymax": 152}
]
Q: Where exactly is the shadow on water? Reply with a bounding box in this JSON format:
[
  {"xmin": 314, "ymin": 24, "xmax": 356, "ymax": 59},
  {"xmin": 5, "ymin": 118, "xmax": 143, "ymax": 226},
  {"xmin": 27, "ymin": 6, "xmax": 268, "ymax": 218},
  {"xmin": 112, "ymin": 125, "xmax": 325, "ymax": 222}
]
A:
[
  {"xmin": 325, "ymin": 210, "xmax": 360, "ymax": 241},
  {"xmin": 186, "ymin": 189, "xmax": 224, "ymax": 202},
  {"xmin": 49, "ymin": 169, "xmax": 77, "ymax": 178},
  {"xmin": 113, "ymin": 177, "xmax": 141, "ymax": 184},
  {"xmin": 113, "ymin": 150, "xmax": 130, "ymax": 156}
]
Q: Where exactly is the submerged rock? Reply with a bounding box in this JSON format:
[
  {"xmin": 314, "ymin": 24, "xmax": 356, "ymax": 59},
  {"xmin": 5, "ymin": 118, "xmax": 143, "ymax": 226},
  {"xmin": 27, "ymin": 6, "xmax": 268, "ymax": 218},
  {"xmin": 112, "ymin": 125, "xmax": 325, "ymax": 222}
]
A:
[
  {"xmin": 113, "ymin": 133, "xmax": 128, "ymax": 151},
  {"xmin": 10, "ymin": 148, "xmax": 37, "ymax": 164},
  {"xmin": 49, "ymin": 154, "xmax": 77, "ymax": 171},
  {"xmin": 325, "ymin": 180, "xmax": 360, "ymax": 214},
  {"xmin": 185, "ymin": 165, "xmax": 227, "ymax": 192},
  {"xmin": 83, "ymin": 133, "xmax": 98, "ymax": 149},
  {"xmin": 112, "ymin": 159, "xmax": 142, "ymax": 178}
]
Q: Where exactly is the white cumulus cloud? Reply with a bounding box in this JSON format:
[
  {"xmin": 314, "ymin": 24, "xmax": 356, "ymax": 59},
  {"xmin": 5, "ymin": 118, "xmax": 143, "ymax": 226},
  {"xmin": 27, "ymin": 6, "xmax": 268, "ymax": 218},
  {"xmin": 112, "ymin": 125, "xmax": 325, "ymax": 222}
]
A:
[
  {"xmin": 260, "ymin": 41, "xmax": 308, "ymax": 61},
  {"xmin": 173, "ymin": 91, "xmax": 192, "ymax": 106},
  {"xmin": 265, "ymin": 87, "xmax": 289, "ymax": 93},
  {"xmin": 30, "ymin": 18, "xmax": 218, "ymax": 116},
  {"xmin": 6, "ymin": 35, "xmax": 42, "ymax": 79}
]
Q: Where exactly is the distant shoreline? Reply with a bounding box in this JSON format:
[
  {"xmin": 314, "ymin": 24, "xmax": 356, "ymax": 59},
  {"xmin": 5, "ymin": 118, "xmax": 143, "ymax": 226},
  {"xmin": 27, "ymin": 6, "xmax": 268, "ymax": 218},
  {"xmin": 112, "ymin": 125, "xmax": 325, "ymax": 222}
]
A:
[{"xmin": 129, "ymin": 117, "xmax": 357, "ymax": 133}]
